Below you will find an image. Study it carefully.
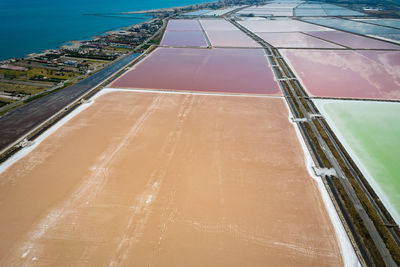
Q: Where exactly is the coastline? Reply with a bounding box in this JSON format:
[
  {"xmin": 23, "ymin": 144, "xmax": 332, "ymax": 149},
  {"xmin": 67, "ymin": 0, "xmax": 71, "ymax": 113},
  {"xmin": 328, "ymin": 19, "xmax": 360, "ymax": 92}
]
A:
[
  {"xmin": 0, "ymin": 1, "xmax": 212, "ymax": 62},
  {"xmin": 124, "ymin": 5, "xmax": 194, "ymax": 14},
  {"xmin": 6, "ymin": 17, "xmax": 153, "ymax": 62},
  {"xmin": 124, "ymin": 1, "xmax": 217, "ymax": 14}
]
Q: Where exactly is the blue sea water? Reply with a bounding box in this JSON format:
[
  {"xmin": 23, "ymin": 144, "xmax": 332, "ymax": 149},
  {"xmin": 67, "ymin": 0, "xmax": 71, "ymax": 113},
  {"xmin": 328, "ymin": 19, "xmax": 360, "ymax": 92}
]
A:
[{"xmin": 0, "ymin": 0, "xmax": 209, "ymax": 60}]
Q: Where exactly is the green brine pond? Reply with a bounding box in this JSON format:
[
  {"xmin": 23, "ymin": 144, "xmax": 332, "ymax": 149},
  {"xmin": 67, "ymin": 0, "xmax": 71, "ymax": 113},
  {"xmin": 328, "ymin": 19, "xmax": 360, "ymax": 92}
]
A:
[{"xmin": 315, "ymin": 99, "xmax": 400, "ymax": 223}]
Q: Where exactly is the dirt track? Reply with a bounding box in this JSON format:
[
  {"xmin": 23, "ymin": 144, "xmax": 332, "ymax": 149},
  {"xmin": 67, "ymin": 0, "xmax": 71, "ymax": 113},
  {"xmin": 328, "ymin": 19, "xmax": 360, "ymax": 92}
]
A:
[{"xmin": 0, "ymin": 91, "xmax": 342, "ymax": 266}]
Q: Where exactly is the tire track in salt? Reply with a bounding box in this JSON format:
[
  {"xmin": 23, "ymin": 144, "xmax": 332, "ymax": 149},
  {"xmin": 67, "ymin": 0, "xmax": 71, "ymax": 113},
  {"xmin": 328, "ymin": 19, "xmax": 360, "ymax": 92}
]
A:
[
  {"xmin": 109, "ymin": 94, "xmax": 195, "ymax": 267},
  {"xmin": 179, "ymin": 220, "xmax": 337, "ymax": 259}
]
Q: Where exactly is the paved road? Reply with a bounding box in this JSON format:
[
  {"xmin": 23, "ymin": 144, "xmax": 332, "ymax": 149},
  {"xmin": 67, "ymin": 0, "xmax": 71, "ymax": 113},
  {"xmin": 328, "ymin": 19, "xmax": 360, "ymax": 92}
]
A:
[{"xmin": 0, "ymin": 53, "xmax": 140, "ymax": 151}]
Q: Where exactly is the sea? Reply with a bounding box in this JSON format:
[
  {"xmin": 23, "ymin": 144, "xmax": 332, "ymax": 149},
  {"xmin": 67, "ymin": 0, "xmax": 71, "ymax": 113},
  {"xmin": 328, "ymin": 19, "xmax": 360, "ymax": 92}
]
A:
[{"xmin": 0, "ymin": 0, "xmax": 210, "ymax": 61}]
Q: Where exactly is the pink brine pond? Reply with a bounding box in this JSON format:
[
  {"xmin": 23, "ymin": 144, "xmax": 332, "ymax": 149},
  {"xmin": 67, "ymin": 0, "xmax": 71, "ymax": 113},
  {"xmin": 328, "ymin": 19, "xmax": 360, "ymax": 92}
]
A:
[
  {"xmin": 206, "ymin": 31, "xmax": 261, "ymax": 47},
  {"xmin": 257, "ymin": 32, "xmax": 343, "ymax": 48},
  {"xmin": 281, "ymin": 49, "xmax": 400, "ymax": 100},
  {"xmin": 111, "ymin": 47, "xmax": 281, "ymax": 95},
  {"xmin": 161, "ymin": 31, "xmax": 208, "ymax": 47},
  {"xmin": 166, "ymin": 19, "xmax": 202, "ymax": 31},
  {"xmin": 306, "ymin": 31, "xmax": 400, "ymax": 50}
]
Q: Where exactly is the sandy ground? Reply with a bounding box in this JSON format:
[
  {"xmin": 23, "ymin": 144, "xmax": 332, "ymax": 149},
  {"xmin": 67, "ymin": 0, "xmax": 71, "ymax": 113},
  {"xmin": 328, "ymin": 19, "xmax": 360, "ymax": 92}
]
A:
[{"xmin": 0, "ymin": 91, "xmax": 343, "ymax": 266}]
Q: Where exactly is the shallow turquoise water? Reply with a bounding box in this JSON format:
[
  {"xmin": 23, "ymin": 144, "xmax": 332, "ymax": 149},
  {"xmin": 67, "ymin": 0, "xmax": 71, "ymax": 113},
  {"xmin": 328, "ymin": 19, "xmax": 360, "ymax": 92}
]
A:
[{"xmin": 0, "ymin": 0, "xmax": 209, "ymax": 60}]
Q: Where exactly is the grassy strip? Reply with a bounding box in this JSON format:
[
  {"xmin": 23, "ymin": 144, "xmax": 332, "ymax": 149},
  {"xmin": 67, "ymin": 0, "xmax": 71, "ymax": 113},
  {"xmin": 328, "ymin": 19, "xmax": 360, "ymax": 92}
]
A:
[
  {"xmin": 289, "ymin": 80, "xmax": 312, "ymax": 113},
  {"xmin": 302, "ymin": 122, "xmax": 332, "ymax": 168},
  {"xmin": 0, "ymin": 82, "xmax": 46, "ymax": 95},
  {"xmin": 280, "ymin": 80, "xmax": 303, "ymax": 118},
  {"xmin": 273, "ymin": 54, "xmax": 313, "ymax": 114},
  {"xmin": 0, "ymin": 99, "xmax": 12, "ymax": 107},
  {"xmin": 275, "ymin": 66, "xmax": 332, "ymax": 169},
  {"xmin": 273, "ymin": 55, "xmax": 331, "ymax": 168},
  {"xmin": 274, "ymin": 55, "xmax": 312, "ymax": 114},
  {"xmin": 332, "ymin": 177, "xmax": 384, "ymax": 265}
]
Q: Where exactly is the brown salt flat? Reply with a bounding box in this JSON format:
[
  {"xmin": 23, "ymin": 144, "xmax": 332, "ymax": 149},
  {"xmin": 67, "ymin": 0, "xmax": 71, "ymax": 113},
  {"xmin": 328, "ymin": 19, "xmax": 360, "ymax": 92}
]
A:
[{"xmin": 0, "ymin": 91, "xmax": 342, "ymax": 266}]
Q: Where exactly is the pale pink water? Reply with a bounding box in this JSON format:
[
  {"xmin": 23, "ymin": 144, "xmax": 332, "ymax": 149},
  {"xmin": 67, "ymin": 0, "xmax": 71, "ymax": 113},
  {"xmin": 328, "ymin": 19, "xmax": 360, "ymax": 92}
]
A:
[
  {"xmin": 161, "ymin": 31, "xmax": 208, "ymax": 47},
  {"xmin": 111, "ymin": 47, "xmax": 281, "ymax": 95},
  {"xmin": 306, "ymin": 31, "xmax": 400, "ymax": 50},
  {"xmin": 200, "ymin": 19, "xmax": 239, "ymax": 31},
  {"xmin": 281, "ymin": 49, "xmax": 400, "ymax": 100},
  {"xmin": 166, "ymin": 19, "xmax": 202, "ymax": 31},
  {"xmin": 206, "ymin": 30, "xmax": 261, "ymax": 47},
  {"xmin": 257, "ymin": 32, "xmax": 343, "ymax": 48}
]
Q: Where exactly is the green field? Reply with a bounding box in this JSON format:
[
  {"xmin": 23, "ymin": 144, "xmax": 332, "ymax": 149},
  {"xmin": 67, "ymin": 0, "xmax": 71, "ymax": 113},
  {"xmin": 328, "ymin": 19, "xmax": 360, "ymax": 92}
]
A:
[
  {"xmin": 0, "ymin": 67, "xmax": 79, "ymax": 81},
  {"xmin": 0, "ymin": 82, "xmax": 46, "ymax": 95},
  {"xmin": 0, "ymin": 97, "xmax": 12, "ymax": 107},
  {"xmin": 315, "ymin": 99, "xmax": 400, "ymax": 223}
]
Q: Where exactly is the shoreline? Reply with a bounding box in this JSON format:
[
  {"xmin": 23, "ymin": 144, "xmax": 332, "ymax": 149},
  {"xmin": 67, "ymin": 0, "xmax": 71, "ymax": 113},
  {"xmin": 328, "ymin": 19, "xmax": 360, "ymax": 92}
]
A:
[
  {"xmin": 123, "ymin": 1, "xmax": 217, "ymax": 14},
  {"xmin": 7, "ymin": 17, "xmax": 154, "ymax": 62},
  {"xmin": 73, "ymin": 17, "xmax": 156, "ymax": 46},
  {"xmin": 1, "ymin": 1, "xmax": 213, "ymax": 62}
]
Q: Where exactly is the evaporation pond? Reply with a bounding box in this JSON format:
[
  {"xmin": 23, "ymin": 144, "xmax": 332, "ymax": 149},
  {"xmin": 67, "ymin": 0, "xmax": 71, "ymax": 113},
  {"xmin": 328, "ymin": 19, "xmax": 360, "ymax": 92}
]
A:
[
  {"xmin": 166, "ymin": 19, "xmax": 202, "ymax": 31},
  {"xmin": 111, "ymin": 47, "xmax": 281, "ymax": 95},
  {"xmin": 281, "ymin": 49, "xmax": 400, "ymax": 100},
  {"xmin": 206, "ymin": 30, "xmax": 261, "ymax": 47},
  {"xmin": 200, "ymin": 19, "xmax": 239, "ymax": 31},
  {"xmin": 354, "ymin": 19, "xmax": 400, "ymax": 29},
  {"xmin": 238, "ymin": 19, "xmax": 332, "ymax": 33},
  {"xmin": 161, "ymin": 31, "xmax": 208, "ymax": 47},
  {"xmin": 303, "ymin": 18, "xmax": 400, "ymax": 42},
  {"xmin": 257, "ymin": 32, "xmax": 343, "ymax": 48},
  {"xmin": 315, "ymin": 99, "xmax": 400, "ymax": 223},
  {"xmin": 306, "ymin": 30, "xmax": 400, "ymax": 49}
]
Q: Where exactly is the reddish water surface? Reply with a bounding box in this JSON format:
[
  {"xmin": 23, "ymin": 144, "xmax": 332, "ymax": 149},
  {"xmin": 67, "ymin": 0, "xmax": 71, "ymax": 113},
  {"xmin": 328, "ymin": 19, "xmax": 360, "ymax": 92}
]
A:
[
  {"xmin": 111, "ymin": 47, "xmax": 281, "ymax": 95},
  {"xmin": 161, "ymin": 31, "xmax": 208, "ymax": 47},
  {"xmin": 206, "ymin": 30, "xmax": 261, "ymax": 47},
  {"xmin": 166, "ymin": 19, "xmax": 202, "ymax": 31},
  {"xmin": 281, "ymin": 49, "xmax": 400, "ymax": 100},
  {"xmin": 257, "ymin": 32, "xmax": 343, "ymax": 48},
  {"xmin": 306, "ymin": 31, "xmax": 400, "ymax": 50}
]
